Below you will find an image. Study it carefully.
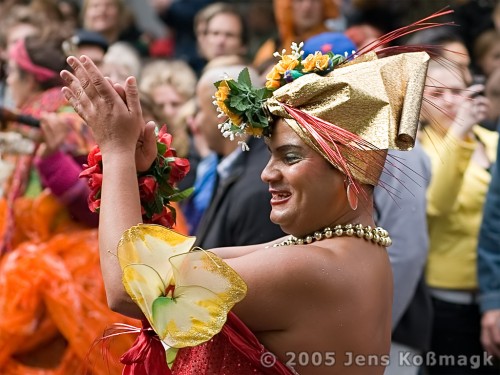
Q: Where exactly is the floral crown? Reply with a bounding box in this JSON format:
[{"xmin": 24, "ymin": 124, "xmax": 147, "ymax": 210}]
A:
[{"xmin": 213, "ymin": 42, "xmax": 348, "ymax": 146}]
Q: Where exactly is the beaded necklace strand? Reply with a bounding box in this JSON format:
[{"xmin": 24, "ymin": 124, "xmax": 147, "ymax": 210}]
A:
[{"xmin": 271, "ymin": 224, "xmax": 392, "ymax": 247}]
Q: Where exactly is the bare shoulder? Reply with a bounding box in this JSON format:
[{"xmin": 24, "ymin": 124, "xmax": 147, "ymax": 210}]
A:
[{"xmin": 224, "ymin": 238, "xmax": 392, "ymax": 332}]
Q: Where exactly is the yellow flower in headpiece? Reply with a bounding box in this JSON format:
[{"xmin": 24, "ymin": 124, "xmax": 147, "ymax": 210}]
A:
[
  {"xmin": 227, "ymin": 112, "xmax": 243, "ymax": 126},
  {"xmin": 215, "ymin": 80, "xmax": 230, "ymax": 102},
  {"xmin": 214, "ymin": 80, "xmax": 243, "ymax": 126},
  {"xmin": 275, "ymin": 54, "xmax": 300, "ymax": 75},
  {"xmin": 220, "ymin": 101, "xmax": 243, "ymax": 126},
  {"xmin": 246, "ymin": 127, "xmax": 263, "ymax": 137},
  {"xmin": 302, "ymin": 52, "xmax": 330, "ymax": 73},
  {"xmin": 214, "ymin": 67, "xmax": 273, "ymax": 142}
]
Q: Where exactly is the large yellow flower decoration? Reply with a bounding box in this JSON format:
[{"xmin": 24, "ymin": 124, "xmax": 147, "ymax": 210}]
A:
[{"xmin": 118, "ymin": 224, "xmax": 247, "ymax": 348}]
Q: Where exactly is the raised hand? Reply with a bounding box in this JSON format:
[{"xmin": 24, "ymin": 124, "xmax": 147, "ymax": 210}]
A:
[
  {"xmin": 60, "ymin": 55, "xmax": 143, "ymax": 156},
  {"xmin": 61, "ymin": 55, "xmax": 157, "ymax": 170}
]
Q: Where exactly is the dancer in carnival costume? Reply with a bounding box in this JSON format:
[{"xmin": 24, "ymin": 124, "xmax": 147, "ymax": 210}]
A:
[{"xmin": 61, "ymin": 11, "xmax": 451, "ymax": 375}]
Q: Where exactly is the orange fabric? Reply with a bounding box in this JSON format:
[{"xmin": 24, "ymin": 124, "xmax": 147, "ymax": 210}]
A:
[
  {"xmin": 0, "ymin": 192, "xmax": 141, "ymax": 375},
  {"xmin": 11, "ymin": 190, "xmax": 77, "ymax": 247},
  {"xmin": 171, "ymin": 201, "xmax": 189, "ymax": 235},
  {"xmin": 0, "ymin": 198, "xmax": 7, "ymax": 247},
  {"xmin": 254, "ymin": 0, "xmax": 339, "ymax": 67}
]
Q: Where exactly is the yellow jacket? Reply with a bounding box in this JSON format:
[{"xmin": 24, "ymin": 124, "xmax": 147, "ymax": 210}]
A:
[{"xmin": 422, "ymin": 125, "xmax": 498, "ymax": 290}]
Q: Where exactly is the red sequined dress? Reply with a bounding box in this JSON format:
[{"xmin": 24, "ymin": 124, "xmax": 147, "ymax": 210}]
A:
[
  {"xmin": 170, "ymin": 312, "xmax": 295, "ymax": 375},
  {"xmin": 122, "ymin": 312, "xmax": 296, "ymax": 375}
]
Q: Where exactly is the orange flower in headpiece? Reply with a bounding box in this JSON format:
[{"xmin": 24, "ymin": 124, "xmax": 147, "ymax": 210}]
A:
[
  {"xmin": 266, "ymin": 79, "xmax": 282, "ymax": 90},
  {"xmin": 302, "ymin": 52, "xmax": 330, "ymax": 73},
  {"xmin": 275, "ymin": 54, "xmax": 299, "ymax": 74},
  {"xmin": 266, "ymin": 67, "xmax": 282, "ymax": 81},
  {"xmin": 265, "ymin": 67, "xmax": 283, "ymax": 90}
]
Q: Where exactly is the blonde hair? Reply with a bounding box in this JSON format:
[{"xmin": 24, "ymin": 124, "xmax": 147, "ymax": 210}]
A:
[
  {"xmin": 103, "ymin": 41, "xmax": 142, "ymax": 78},
  {"xmin": 139, "ymin": 59, "xmax": 197, "ymax": 101},
  {"xmin": 140, "ymin": 59, "xmax": 197, "ymax": 158}
]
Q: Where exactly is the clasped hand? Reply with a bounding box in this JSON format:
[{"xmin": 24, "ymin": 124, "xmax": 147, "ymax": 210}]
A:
[{"xmin": 60, "ymin": 55, "xmax": 157, "ymax": 172}]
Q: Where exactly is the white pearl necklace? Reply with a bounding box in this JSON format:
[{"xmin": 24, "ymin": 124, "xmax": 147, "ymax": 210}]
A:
[{"xmin": 271, "ymin": 224, "xmax": 392, "ymax": 247}]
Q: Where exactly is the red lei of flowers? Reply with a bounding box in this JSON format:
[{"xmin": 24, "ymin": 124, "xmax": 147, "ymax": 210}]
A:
[{"xmin": 79, "ymin": 126, "xmax": 192, "ymax": 227}]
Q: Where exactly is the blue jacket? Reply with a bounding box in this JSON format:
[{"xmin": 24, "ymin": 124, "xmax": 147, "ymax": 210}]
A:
[{"xmin": 478, "ymin": 123, "xmax": 500, "ymax": 312}]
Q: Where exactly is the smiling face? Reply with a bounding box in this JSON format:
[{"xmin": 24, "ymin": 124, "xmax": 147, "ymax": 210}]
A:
[{"xmin": 261, "ymin": 119, "xmax": 348, "ymax": 237}]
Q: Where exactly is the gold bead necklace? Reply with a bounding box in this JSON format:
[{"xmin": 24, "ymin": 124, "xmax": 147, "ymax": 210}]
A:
[{"xmin": 271, "ymin": 224, "xmax": 392, "ymax": 247}]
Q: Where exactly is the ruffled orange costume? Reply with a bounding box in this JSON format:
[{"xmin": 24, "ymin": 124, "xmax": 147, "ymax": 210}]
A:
[
  {"xmin": 0, "ymin": 192, "xmax": 136, "ymax": 374},
  {"xmin": 0, "ymin": 192, "xmax": 188, "ymax": 374}
]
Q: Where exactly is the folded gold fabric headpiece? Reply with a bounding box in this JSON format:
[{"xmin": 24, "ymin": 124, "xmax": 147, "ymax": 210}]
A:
[
  {"xmin": 213, "ymin": 10, "xmax": 451, "ymax": 187},
  {"xmin": 266, "ymin": 51, "xmax": 429, "ymax": 185}
]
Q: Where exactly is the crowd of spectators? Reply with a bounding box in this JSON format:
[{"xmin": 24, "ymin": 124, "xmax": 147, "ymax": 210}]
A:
[{"xmin": 0, "ymin": 0, "xmax": 499, "ymax": 374}]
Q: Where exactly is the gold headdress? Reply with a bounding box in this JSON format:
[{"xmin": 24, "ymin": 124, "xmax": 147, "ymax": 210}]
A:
[
  {"xmin": 214, "ymin": 10, "xmax": 452, "ymax": 190},
  {"xmin": 267, "ymin": 50, "xmax": 429, "ymax": 186}
]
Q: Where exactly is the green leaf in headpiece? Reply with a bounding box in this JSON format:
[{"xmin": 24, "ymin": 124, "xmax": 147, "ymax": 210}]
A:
[
  {"xmin": 229, "ymin": 95, "xmax": 248, "ymax": 112},
  {"xmin": 255, "ymin": 87, "xmax": 272, "ymax": 100},
  {"xmin": 328, "ymin": 53, "xmax": 346, "ymax": 68},
  {"xmin": 226, "ymin": 80, "xmax": 241, "ymax": 94},
  {"xmin": 237, "ymin": 68, "xmax": 252, "ymax": 87}
]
